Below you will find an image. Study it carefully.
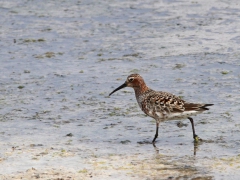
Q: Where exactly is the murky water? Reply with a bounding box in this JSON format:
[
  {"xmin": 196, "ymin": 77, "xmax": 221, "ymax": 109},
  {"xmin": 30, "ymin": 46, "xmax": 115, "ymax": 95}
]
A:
[{"xmin": 0, "ymin": 0, "xmax": 240, "ymax": 179}]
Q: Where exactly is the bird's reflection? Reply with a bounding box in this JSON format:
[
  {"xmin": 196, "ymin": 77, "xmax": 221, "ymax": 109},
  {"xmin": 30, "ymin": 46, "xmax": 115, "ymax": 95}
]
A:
[
  {"xmin": 152, "ymin": 140, "xmax": 203, "ymax": 156},
  {"xmin": 193, "ymin": 140, "xmax": 203, "ymax": 155},
  {"xmin": 152, "ymin": 142, "xmax": 159, "ymax": 153}
]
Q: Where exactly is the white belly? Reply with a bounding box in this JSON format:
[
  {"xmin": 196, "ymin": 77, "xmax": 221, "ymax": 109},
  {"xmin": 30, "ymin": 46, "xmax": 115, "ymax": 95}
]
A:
[{"xmin": 163, "ymin": 111, "xmax": 202, "ymax": 121}]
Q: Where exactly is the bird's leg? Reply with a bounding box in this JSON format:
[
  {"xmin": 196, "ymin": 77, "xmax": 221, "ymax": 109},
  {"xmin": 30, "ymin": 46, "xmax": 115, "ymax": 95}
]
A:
[
  {"xmin": 187, "ymin": 117, "xmax": 199, "ymax": 142},
  {"xmin": 152, "ymin": 122, "xmax": 159, "ymax": 143}
]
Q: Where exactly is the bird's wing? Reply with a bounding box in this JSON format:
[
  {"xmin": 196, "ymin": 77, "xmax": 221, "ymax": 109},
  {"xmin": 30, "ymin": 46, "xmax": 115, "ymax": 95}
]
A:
[
  {"xmin": 141, "ymin": 90, "xmax": 213, "ymax": 119},
  {"xmin": 150, "ymin": 91, "xmax": 213, "ymax": 112},
  {"xmin": 142, "ymin": 91, "xmax": 185, "ymax": 116}
]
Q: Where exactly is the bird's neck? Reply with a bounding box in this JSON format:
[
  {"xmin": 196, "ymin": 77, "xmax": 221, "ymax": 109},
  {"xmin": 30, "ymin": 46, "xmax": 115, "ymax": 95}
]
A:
[{"xmin": 133, "ymin": 84, "xmax": 150, "ymax": 98}]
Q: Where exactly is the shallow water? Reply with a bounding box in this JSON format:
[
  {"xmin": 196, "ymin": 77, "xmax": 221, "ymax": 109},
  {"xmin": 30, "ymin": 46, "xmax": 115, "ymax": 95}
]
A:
[{"xmin": 0, "ymin": 0, "xmax": 240, "ymax": 179}]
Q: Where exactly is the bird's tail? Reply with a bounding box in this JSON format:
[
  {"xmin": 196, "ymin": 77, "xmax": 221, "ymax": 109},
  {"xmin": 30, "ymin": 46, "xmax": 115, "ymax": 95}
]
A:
[
  {"xmin": 184, "ymin": 103, "xmax": 214, "ymax": 111},
  {"xmin": 200, "ymin": 104, "xmax": 214, "ymax": 110}
]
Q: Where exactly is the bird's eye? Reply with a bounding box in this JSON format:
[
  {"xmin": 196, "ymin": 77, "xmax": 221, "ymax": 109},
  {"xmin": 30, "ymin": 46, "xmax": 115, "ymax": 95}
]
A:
[{"xmin": 129, "ymin": 78, "xmax": 134, "ymax": 82}]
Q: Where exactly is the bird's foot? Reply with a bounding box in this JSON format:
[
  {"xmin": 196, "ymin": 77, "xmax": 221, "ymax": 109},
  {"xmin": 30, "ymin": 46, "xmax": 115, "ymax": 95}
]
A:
[
  {"xmin": 152, "ymin": 135, "xmax": 158, "ymax": 144},
  {"xmin": 193, "ymin": 135, "xmax": 202, "ymax": 143}
]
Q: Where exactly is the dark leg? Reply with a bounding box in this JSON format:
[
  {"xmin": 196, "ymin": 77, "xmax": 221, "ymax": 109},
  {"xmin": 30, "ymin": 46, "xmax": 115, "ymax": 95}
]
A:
[
  {"xmin": 152, "ymin": 122, "xmax": 159, "ymax": 143},
  {"xmin": 187, "ymin": 117, "xmax": 198, "ymax": 141}
]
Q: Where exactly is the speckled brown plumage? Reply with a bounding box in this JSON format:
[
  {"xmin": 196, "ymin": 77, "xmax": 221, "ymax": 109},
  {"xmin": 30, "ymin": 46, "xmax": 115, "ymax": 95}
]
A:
[{"xmin": 109, "ymin": 74, "xmax": 213, "ymax": 144}]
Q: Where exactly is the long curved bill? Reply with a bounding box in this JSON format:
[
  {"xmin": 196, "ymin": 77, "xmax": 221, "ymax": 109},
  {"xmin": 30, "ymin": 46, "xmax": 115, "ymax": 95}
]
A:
[{"xmin": 109, "ymin": 83, "xmax": 127, "ymax": 96}]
